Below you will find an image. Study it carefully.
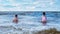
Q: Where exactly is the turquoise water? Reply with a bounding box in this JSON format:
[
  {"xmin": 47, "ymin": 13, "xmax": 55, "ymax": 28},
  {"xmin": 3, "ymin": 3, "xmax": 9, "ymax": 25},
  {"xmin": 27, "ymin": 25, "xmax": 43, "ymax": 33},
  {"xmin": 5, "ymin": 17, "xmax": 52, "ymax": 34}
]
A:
[{"xmin": 0, "ymin": 12, "xmax": 59, "ymax": 34}]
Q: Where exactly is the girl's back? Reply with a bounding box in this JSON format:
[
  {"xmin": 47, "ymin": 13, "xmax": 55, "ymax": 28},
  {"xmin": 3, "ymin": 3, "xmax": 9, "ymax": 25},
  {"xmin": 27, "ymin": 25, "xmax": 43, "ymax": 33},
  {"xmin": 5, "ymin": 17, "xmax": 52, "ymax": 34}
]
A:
[{"xmin": 41, "ymin": 12, "xmax": 47, "ymax": 25}]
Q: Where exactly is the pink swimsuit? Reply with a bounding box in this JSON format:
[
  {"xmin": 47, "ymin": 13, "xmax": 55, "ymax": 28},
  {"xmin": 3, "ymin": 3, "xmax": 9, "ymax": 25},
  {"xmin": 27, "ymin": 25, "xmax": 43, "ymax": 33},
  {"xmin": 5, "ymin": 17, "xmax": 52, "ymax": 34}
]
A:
[{"xmin": 42, "ymin": 16, "xmax": 46, "ymax": 21}]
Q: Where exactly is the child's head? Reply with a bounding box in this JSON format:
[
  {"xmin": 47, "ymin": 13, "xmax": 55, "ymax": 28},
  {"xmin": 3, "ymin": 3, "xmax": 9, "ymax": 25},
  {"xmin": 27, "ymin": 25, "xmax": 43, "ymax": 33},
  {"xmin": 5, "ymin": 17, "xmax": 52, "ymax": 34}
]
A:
[
  {"xmin": 43, "ymin": 12, "xmax": 45, "ymax": 15},
  {"xmin": 15, "ymin": 14, "xmax": 18, "ymax": 17}
]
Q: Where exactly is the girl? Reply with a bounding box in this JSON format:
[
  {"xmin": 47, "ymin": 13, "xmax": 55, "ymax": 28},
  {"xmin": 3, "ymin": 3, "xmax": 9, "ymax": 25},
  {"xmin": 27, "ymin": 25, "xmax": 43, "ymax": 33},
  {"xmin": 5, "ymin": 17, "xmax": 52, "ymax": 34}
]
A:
[{"xmin": 41, "ymin": 12, "xmax": 47, "ymax": 25}]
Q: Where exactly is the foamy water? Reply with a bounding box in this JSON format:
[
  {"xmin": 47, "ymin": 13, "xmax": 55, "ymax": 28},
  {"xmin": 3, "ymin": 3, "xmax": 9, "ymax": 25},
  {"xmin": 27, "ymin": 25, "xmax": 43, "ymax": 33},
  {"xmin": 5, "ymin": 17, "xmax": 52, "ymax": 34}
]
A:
[{"xmin": 0, "ymin": 12, "xmax": 59, "ymax": 34}]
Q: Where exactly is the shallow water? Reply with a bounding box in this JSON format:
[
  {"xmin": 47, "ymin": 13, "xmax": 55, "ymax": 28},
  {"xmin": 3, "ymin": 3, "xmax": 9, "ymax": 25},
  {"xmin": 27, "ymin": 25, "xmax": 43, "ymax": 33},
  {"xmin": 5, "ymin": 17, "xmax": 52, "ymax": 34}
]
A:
[{"xmin": 0, "ymin": 12, "xmax": 59, "ymax": 34}]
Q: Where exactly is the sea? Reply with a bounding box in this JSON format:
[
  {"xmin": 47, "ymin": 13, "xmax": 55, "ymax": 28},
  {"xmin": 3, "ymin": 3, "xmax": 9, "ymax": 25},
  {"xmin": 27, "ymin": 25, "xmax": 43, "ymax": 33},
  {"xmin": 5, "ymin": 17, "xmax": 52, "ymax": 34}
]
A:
[{"xmin": 0, "ymin": 11, "xmax": 59, "ymax": 34}]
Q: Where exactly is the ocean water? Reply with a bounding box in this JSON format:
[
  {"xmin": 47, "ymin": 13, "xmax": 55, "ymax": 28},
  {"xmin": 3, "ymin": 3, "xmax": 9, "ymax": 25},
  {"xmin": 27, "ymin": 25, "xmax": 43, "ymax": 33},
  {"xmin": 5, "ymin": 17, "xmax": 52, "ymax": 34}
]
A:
[{"xmin": 0, "ymin": 12, "xmax": 59, "ymax": 34}]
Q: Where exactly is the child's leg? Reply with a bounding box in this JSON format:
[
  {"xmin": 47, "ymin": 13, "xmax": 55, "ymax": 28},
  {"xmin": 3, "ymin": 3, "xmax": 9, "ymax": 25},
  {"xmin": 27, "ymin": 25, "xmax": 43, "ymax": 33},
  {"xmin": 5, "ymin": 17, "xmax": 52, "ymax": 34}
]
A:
[{"xmin": 42, "ymin": 21, "xmax": 47, "ymax": 26}]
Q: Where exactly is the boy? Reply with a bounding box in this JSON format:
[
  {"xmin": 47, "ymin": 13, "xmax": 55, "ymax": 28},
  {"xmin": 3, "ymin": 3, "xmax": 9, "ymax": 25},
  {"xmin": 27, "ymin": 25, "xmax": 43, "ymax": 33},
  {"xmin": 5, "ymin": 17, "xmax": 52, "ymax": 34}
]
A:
[{"xmin": 13, "ymin": 14, "xmax": 18, "ymax": 23}]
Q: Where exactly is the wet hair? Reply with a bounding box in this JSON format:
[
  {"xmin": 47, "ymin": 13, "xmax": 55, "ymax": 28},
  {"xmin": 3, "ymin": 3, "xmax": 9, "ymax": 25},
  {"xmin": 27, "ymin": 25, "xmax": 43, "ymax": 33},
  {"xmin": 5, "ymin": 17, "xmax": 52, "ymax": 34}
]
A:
[
  {"xmin": 43, "ymin": 12, "xmax": 45, "ymax": 15},
  {"xmin": 15, "ymin": 14, "xmax": 18, "ymax": 17}
]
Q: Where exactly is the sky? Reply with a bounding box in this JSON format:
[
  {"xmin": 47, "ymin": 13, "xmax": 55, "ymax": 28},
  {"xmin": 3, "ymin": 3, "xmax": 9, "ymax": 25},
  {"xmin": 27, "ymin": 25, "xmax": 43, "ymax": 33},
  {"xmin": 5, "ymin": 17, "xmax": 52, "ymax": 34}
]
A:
[{"xmin": 0, "ymin": 0, "xmax": 60, "ymax": 11}]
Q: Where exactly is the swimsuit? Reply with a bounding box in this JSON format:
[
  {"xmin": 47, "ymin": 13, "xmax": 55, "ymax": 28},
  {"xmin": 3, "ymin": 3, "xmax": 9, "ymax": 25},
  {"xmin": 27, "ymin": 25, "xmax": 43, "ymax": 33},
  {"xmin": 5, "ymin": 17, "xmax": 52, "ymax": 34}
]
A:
[{"xmin": 42, "ymin": 16, "xmax": 46, "ymax": 22}]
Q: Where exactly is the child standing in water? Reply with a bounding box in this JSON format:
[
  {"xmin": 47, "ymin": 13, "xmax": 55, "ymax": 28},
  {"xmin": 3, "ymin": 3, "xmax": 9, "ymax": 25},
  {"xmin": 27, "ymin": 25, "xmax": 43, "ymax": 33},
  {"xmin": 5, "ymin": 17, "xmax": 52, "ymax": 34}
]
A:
[
  {"xmin": 13, "ymin": 14, "xmax": 18, "ymax": 23},
  {"xmin": 41, "ymin": 12, "xmax": 47, "ymax": 25}
]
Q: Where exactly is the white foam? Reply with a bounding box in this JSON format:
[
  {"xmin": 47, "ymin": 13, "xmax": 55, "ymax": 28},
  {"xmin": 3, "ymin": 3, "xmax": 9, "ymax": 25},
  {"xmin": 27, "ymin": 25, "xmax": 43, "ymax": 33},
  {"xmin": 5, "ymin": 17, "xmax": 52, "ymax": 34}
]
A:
[{"xmin": 0, "ymin": 15, "xmax": 59, "ymax": 34}]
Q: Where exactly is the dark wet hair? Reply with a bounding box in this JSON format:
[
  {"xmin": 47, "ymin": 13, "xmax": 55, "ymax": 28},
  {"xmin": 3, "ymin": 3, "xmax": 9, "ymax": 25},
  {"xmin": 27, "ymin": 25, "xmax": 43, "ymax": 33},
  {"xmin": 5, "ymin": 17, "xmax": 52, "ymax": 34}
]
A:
[
  {"xmin": 43, "ymin": 12, "xmax": 45, "ymax": 15},
  {"xmin": 15, "ymin": 14, "xmax": 18, "ymax": 17}
]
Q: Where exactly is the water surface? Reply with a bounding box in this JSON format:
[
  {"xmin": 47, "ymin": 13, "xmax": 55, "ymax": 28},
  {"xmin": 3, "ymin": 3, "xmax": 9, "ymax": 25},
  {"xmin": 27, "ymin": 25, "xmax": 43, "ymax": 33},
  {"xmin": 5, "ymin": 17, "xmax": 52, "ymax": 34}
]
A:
[{"xmin": 0, "ymin": 12, "xmax": 59, "ymax": 34}]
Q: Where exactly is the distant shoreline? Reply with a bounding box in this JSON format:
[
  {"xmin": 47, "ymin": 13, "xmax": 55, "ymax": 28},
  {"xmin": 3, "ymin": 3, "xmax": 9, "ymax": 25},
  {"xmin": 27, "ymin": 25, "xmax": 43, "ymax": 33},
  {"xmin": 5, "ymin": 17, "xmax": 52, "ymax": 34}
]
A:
[{"xmin": 0, "ymin": 11, "xmax": 59, "ymax": 15}]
